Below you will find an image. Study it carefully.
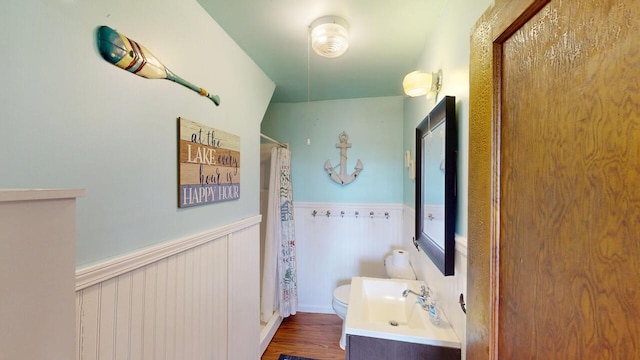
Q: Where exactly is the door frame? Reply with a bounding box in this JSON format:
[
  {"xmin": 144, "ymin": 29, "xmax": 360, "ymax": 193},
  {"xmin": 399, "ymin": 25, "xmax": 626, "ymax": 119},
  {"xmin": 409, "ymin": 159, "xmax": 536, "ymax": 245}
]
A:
[{"xmin": 467, "ymin": 1, "xmax": 550, "ymax": 358}]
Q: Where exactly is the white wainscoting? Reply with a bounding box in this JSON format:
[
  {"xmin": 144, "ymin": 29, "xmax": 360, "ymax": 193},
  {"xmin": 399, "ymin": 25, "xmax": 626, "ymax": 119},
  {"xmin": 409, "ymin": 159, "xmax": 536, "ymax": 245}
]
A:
[
  {"xmin": 402, "ymin": 205, "xmax": 468, "ymax": 359},
  {"xmin": 75, "ymin": 216, "xmax": 260, "ymax": 360},
  {"xmin": 294, "ymin": 202, "xmax": 404, "ymax": 314}
]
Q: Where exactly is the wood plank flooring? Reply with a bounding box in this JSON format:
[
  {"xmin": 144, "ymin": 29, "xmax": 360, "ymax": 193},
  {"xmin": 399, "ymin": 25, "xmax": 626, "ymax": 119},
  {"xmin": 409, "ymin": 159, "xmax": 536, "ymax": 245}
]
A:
[{"xmin": 261, "ymin": 312, "xmax": 346, "ymax": 360}]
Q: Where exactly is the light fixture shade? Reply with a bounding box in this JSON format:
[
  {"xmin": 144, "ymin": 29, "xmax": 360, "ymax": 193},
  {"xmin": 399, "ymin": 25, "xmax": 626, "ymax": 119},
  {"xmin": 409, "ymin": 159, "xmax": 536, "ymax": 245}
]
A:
[
  {"xmin": 311, "ymin": 16, "xmax": 349, "ymax": 58},
  {"xmin": 402, "ymin": 71, "xmax": 433, "ymax": 97}
]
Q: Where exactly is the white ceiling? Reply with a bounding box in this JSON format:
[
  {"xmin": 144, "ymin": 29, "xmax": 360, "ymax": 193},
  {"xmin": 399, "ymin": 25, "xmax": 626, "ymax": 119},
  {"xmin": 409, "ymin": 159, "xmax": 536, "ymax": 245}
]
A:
[{"xmin": 196, "ymin": 0, "xmax": 444, "ymax": 103}]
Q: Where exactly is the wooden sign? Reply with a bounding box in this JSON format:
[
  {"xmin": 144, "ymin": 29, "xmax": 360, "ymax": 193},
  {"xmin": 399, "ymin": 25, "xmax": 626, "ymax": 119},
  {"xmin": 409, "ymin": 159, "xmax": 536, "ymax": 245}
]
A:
[{"xmin": 178, "ymin": 117, "xmax": 240, "ymax": 208}]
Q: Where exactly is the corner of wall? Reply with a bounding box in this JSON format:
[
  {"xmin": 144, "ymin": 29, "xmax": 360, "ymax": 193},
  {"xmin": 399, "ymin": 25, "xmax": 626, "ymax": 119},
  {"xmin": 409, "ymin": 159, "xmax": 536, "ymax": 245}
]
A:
[{"xmin": 402, "ymin": 205, "xmax": 467, "ymax": 358}]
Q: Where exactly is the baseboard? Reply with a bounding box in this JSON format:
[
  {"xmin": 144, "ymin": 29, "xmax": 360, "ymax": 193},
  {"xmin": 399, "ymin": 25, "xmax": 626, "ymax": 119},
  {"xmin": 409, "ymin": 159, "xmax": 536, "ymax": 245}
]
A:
[
  {"xmin": 260, "ymin": 312, "xmax": 283, "ymax": 355},
  {"xmin": 297, "ymin": 305, "xmax": 335, "ymax": 314}
]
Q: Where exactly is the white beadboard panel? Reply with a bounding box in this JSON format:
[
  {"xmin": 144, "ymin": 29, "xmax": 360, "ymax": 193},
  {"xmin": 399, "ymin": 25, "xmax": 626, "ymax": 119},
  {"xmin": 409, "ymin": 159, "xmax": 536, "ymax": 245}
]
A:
[
  {"xmin": 228, "ymin": 225, "xmax": 261, "ymax": 360},
  {"xmin": 209, "ymin": 237, "xmax": 229, "ymax": 360},
  {"xmin": 294, "ymin": 202, "xmax": 404, "ymax": 313},
  {"xmin": 114, "ymin": 273, "xmax": 132, "ymax": 360},
  {"xmin": 76, "ymin": 292, "xmax": 82, "ymax": 360},
  {"xmin": 128, "ymin": 268, "xmax": 146, "ymax": 360},
  {"xmin": 164, "ymin": 256, "xmax": 177, "ymax": 359},
  {"xmin": 76, "ymin": 219, "xmax": 258, "ymax": 360},
  {"xmin": 154, "ymin": 259, "xmax": 168, "ymax": 360},
  {"xmin": 98, "ymin": 279, "xmax": 117, "ymax": 359},
  {"xmin": 183, "ymin": 250, "xmax": 194, "ymax": 360},
  {"xmin": 77, "ymin": 284, "xmax": 100, "ymax": 360},
  {"xmin": 174, "ymin": 253, "xmax": 187, "ymax": 359},
  {"xmin": 402, "ymin": 205, "xmax": 468, "ymax": 358},
  {"xmin": 142, "ymin": 263, "xmax": 157, "ymax": 360}
]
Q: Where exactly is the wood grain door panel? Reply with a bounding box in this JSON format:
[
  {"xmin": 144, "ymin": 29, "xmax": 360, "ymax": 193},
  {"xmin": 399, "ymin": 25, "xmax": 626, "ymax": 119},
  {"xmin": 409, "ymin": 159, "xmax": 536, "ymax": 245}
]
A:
[{"xmin": 469, "ymin": 0, "xmax": 640, "ymax": 358}]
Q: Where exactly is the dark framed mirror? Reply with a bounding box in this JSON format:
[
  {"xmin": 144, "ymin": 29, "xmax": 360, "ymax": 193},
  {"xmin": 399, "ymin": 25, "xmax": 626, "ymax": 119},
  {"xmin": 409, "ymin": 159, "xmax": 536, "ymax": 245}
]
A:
[{"xmin": 415, "ymin": 95, "xmax": 456, "ymax": 276}]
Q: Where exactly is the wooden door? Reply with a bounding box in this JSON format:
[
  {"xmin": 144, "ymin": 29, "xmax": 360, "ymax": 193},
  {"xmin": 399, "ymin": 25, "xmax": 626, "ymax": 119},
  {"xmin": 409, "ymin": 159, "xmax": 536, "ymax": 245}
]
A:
[{"xmin": 468, "ymin": 0, "xmax": 640, "ymax": 358}]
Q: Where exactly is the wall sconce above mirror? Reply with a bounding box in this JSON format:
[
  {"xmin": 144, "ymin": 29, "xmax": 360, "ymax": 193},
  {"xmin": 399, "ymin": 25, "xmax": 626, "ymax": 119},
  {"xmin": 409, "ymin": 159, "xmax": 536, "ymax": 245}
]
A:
[
  {"xmin": 403, "ymin": 70, "xmax": 443, "ymax": 98},
  {"xmin": 415, "ymin": 95, "xmax": 456, "ymax": 276}
]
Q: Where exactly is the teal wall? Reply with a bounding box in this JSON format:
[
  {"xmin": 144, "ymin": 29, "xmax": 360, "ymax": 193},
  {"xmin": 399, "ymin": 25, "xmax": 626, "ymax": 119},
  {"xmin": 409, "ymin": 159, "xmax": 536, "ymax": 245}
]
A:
[
  {"xmin": 261, "ymin": 97, "xmax": 404, "ymax": 203},
  {"xmin": 262, "ymin": 0, "xmax": 492, "ymax": 238},
  {"xmin": 1, "ymin": 0, "xmax": 274, "ymax": 266},
  {"xmin": 1, "ymin": 0, "xmax": 492, "ymax": 267},
  {"xmin": 402, "ymin": 0, "xmax": 493, "ymax": 237}
]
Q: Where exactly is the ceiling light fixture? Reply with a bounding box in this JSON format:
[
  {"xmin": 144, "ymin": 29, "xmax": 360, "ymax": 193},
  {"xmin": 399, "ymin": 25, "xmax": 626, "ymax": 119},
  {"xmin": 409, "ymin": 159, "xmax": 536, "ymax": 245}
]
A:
[
  {"xmin": 402, "ymin": 70, "xmax": 443, "ymax": 98},
  {"xmin": 310, "ymin": 16, "xmax": 349, "ymax": 58}
]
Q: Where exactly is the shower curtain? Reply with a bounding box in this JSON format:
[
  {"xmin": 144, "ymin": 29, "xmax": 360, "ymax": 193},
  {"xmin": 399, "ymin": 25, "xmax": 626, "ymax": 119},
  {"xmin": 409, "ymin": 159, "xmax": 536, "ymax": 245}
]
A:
[{"xmin": 261, "ymin": 147, "xmax": 298, "ymax": 322}]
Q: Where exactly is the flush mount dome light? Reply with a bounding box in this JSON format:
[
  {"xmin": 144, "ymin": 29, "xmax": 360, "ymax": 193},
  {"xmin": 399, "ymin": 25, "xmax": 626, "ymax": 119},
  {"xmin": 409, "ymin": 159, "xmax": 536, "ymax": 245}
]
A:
[{"xmin": 310, "ymin": 15, "xmax": 349, "ymax": 58}]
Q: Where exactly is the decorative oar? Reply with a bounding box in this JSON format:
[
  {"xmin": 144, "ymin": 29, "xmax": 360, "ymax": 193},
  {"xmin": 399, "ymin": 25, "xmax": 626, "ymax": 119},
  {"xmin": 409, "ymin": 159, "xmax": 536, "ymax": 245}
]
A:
[{"xmin": 97, "ymin": 25, "xmax": 220, "ymax": 106}]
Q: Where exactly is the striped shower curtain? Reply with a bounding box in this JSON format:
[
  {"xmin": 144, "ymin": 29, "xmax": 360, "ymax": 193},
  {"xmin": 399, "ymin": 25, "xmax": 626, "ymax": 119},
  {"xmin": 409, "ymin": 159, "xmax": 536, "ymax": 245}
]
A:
[{"xmin": 261, "ymin": 147, "xmax": 298, "ymax": 321}]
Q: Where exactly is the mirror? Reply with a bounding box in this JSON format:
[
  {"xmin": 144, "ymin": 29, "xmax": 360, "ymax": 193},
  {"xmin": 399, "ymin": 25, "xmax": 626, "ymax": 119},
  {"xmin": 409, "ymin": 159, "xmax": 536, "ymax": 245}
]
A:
[{"xmin": 415, "ymin": 95, "xmax": 456, "ymax": 276}]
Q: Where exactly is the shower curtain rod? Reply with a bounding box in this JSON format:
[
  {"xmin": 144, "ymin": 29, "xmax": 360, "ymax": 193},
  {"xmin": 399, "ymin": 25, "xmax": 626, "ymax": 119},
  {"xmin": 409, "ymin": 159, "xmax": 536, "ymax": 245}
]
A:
[{"xmin": 260, "ymin": 133, "xmax": 288, "ymax": 148}]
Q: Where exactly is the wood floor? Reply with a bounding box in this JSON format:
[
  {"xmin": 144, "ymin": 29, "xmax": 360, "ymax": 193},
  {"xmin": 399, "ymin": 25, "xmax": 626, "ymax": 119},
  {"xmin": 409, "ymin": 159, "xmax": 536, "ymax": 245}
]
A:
[{"xmin": 261, "ymin": 312, "xmax": 346, "ymax": 360}]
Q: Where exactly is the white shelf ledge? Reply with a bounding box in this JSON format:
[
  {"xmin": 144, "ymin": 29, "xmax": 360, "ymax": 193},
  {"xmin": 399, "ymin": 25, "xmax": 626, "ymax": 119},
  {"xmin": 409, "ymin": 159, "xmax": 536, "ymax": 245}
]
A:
[{"xmin": 0, "ymin": 188, "xmax": 85, "ymax": 202}]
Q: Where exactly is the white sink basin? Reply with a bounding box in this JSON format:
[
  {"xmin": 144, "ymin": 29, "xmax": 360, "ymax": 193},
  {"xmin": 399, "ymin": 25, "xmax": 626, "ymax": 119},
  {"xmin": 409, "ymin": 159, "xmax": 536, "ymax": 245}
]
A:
[{"xmin": 345, "ymin": 276, "xmax": 461, "ymax": 348}]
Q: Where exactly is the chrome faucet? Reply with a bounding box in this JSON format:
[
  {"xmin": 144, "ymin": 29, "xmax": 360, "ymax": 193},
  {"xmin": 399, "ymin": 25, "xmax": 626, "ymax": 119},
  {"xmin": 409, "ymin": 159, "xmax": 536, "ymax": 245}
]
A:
[{"xmin": 402, "ymin": 285, "xmax": 430, "ymax": 310}]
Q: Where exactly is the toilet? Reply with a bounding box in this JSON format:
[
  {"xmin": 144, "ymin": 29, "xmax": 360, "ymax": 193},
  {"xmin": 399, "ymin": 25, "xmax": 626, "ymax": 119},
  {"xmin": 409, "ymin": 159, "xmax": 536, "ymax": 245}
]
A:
[
  {"xmin": 332, "ymin": 285, "xmax": 351, "ymax": 349},
  {"xmin": 332, "ymin": 250, "xmax": 415, "ymax": 350}
]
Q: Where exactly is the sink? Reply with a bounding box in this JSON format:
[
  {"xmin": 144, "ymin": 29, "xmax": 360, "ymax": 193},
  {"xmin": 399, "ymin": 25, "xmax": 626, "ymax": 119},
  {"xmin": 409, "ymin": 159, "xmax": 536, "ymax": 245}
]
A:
[{"xmin": 345, "ymin": 276, "xmax": 461, "ymax": 348}]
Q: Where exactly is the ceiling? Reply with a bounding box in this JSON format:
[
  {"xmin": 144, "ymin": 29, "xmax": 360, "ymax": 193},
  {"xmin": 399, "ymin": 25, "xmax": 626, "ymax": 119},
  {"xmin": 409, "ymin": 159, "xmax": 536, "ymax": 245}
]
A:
[{"xmin": 196, "ymin": 0, "xmax": 444, "ymax": 103}]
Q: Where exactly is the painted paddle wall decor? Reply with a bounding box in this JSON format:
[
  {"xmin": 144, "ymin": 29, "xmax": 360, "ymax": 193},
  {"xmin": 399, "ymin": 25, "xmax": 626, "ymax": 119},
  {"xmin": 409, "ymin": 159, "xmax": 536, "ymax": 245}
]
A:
[
  {"xmin": 324, "ymin": 131, "xmax": 363, "ymax": 185},
  {"xmin": 178, "ymin": 117, "xmax": 240, "ymax": 208},
  {"xmin": 96, "ymin": 26, "xmax": 220, "ymax": 106}
]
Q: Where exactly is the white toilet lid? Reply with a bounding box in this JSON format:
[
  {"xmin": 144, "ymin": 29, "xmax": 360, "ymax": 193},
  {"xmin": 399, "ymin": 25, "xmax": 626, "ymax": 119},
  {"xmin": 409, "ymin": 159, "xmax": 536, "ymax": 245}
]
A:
[{"xmin": 333, "ymin": 284, "xmax": 351, "ymax": 305}]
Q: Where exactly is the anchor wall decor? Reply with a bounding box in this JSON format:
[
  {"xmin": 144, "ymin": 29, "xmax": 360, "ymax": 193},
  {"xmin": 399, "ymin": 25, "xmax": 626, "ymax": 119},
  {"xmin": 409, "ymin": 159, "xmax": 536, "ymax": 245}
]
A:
[{"xmin": 324, "ymin": 131, "xmax": 363, "ymax": 185}]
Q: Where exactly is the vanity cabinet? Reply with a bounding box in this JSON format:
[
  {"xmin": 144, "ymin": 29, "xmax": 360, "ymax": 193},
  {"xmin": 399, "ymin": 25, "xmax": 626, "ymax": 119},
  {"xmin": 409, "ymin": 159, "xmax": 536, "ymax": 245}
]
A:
[{"xmin": 346, "ymin": 334, "xmax": 461, "ymax": 360}]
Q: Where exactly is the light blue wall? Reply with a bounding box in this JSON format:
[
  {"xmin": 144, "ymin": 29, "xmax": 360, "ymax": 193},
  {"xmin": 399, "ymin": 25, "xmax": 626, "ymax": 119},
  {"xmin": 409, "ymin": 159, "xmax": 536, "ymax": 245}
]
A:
[
  {"xmin": 1, "ymin": 0, "xmax": 274, "ymax": 266},
  {"xmin": 402, "ymin": 0, "xmax": 493, "ymax": 237},
  {"xmin": 261, "ymin": 97, "xmax": 404, "ymax": 203}
]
